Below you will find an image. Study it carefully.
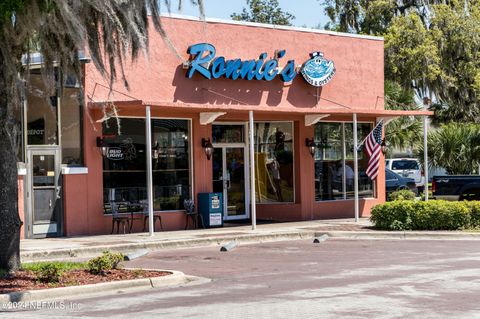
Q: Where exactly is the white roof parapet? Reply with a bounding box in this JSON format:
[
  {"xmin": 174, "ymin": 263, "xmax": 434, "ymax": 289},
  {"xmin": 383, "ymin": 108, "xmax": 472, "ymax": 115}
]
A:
[
  {"xmin": 160, "ymin": 13, "xmax": 384, "ymax": 42},
  {"xmin": 305, "ymin": 114, "xmax": 331, "ymax": 126},
  {"xmin": 200, "ymin": 112, "xmax": 226, "ymax": 125}
]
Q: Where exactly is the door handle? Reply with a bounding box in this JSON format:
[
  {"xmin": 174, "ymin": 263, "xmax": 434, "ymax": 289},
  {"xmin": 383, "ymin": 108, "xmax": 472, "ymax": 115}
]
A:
[
  {"xmin": 49, "ymin": 199, "xmax": 52, "ymax": 208},
  {"xmin": 224, "ymin": 179, "xmax": 230, "ymax": 190},
  {"xmin": 56, "ymin": 186, "xmax": 61, "ymax": 199}
]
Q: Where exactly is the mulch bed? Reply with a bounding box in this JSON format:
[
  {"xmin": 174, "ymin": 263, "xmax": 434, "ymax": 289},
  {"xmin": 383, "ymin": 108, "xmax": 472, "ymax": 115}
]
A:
[{"xmin": 0, "ymin": 269, "xmax": 170, "ymax": 294}]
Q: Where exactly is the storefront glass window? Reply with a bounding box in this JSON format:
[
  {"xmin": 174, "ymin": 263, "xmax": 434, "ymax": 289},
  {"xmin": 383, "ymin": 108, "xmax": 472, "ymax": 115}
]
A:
[
  {"xmin": 102, "ymin": 118, "xmax": 191, "ymax": 212},
  {"xmin": 26, "ymin": 70, "xmax": 58, "ymax": 145},
  {"xmin": 212, "ymin": 124, "xmax": 244, "ymax": 143},
  {"xmin": 151, "ymin": 119, "xmax": 191, "ymax": 211},
  {"xmin": 13, "ymin": 101, "xmax": 24, "ymax": 162},
  {"xmin": 61, "ymin": 75, "xmax": 83, "ymax": 165},
  {"xmin": 345, "ymin": 123, "xmax": 374, "ymax": 199},
  {"xmin": 314, "ymin": 122, "xmax": 375, "ymax": 201},
  {"xmin": 314, "ymin": 123, "xmax": 344, "ymax": 201},
  {"xmin": 254, "ymin": 122, "xmax": 294, "ymax": 203}
]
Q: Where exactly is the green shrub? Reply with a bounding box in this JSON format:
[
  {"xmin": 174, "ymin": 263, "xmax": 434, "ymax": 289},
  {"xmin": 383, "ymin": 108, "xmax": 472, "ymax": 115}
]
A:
[
  {"xmin": 87, "ymin": 251, "xmax": 124, "ymax": 275},
  {"xmin": 465, "ymin": 201, "xmax": 480, "ymax": 228},
  {"xmin": 22, "ymin": 261, "xmax": 85, "ymax": 272},
  {"xmin": 371, "ymin": 200, "xmax": 475, "ymax": 231},
  {"xmin": 389, "ymin": 189, "xmax": 416, "ymax": 201},
  {"xmin": 371, "ymin": 200, "xmax": 416, "ymax": 230},
  {"xmin": 34, "ymin": 263, "xmax": 64, "ymax": 283}
]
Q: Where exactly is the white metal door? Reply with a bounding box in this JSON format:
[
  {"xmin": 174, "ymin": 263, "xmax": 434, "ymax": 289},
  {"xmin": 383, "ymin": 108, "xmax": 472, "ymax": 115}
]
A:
[{"xmin": 26, "ymin": 148, "xmax": 62, "ymax": 237}]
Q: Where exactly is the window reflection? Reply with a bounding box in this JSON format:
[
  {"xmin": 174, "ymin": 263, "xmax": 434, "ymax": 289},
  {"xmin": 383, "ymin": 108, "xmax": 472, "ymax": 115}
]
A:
[
  {"xmin": 254, "ymin": 122, "xmax": 294, "ymax": 203},
  {"xmin": 314, "ymin": 122, "xmax": 375, "ymax": 201},
  {"xmin": 212, "ymin": 125, "xmax": 244, "ymax": 143},
  {"xmin": 102, "ymin": 118, "xmax": 191, "ymax": 212},
  {"xmin": 26, "ymin": 70, "xmax": 58, "ymax": 145},
  {"xmin": 345, "ymin": 123, "xmax": 374, "ymax": 199},
  {"xmin": 61, "ymin": 83, "xmax": 82, "ymax": 165}
]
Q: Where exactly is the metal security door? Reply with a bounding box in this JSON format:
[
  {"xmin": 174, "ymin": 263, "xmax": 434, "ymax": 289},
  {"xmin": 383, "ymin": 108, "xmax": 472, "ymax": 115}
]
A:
[{"xmin": 26, "ymin": 148, "xmax": 62, "ymax": 238}]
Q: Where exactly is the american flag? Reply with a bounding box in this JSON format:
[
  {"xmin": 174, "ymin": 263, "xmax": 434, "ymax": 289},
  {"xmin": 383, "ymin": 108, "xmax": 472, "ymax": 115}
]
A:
[{"xmin": 365, "ymin": 121, "xmax": 384, "ymax": 180}]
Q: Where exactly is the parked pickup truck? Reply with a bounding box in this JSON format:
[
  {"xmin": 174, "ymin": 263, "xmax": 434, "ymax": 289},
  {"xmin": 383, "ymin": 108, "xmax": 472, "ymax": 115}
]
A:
[{"xmin": 432, "ymin": 176, "xmax": 480, "ymax": 201}]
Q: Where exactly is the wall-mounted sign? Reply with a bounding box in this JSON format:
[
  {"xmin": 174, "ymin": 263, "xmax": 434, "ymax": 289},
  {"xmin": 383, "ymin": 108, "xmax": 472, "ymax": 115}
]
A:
[
  {"xmin": 209, "ymin": 213, "xmax": 222, "ymax": 226},
  {"xmin": 186, "ymin": 43, "xmax": 335, "ymax": 87},
  {"xmin": 301, "ymin": 52, "xmax": 336, "ymax": 87}
]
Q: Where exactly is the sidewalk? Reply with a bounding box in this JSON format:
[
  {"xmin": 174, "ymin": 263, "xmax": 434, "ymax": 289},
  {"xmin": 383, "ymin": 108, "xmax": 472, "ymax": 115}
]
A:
[{"xmin": 20, "ymin": 218, "xmax": 480, "ymax": 262}]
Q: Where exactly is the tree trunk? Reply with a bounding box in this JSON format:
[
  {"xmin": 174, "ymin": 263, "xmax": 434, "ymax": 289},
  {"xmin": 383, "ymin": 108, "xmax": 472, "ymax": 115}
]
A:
[{"xmin": 0, "ymin": 52, "xmax": 22, "ymax": 273}]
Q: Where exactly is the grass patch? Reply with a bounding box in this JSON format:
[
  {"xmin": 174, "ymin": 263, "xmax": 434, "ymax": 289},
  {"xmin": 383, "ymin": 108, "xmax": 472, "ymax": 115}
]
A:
[{"xmin": 22, "ymin": 261, "xmax": 86, "ymax": 272}]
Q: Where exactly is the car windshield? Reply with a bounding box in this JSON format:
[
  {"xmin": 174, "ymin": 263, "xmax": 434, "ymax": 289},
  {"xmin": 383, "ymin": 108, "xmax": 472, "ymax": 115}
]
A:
[{"xmin": 391, "ymin": 160, "xmax": 419, "ymax": 170}]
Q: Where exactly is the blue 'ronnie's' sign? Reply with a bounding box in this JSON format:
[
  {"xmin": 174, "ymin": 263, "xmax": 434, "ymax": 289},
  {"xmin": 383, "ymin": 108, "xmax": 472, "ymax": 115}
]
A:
[{"xmin": 186, "ymin": 43, "xmax": 335, "ymax": 87}]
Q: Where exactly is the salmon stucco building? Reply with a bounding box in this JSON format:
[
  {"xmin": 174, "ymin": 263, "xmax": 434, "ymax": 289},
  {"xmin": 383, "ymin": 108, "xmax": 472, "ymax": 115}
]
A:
[{"xmin": 15, "ymin": 15, "xmax": 430, "ymax": 238}]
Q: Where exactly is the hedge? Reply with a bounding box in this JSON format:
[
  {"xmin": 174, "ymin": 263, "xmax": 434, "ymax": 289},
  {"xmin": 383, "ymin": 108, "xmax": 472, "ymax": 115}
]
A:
[
  {"xmin": 388, "ymin": 189, "xmax": 416, "ymax": 201},
  {"xmin": 370, "ymin": 200, "xmax": 480, "ymax": 231}
]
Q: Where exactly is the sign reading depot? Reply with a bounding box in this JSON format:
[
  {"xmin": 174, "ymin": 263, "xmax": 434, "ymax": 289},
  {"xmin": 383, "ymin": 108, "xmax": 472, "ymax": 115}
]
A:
[{"xmin": 186, "ymin": 43, "xmax": 335, "ymax": 87}]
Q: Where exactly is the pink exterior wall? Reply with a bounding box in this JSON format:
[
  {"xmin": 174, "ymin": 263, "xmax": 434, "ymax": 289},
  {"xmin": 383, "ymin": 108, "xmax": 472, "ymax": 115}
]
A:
[
  {"xmin": 63, "ymin": 174, "xmax": 89, "ymax": 236},
  {"xmin": 60, "ymin": 16, "xmax": 385, "ymax": 235},
  {"xmin": 85, "ymin": 17, "xmax": 383, "ymax": 111}
]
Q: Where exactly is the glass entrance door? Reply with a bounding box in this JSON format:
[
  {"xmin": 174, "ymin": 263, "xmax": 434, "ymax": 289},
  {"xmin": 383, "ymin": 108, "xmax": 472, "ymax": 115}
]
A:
[
  {"xmin": 27, "ymin": 148, "xmax": 62, "ymax": 237},
  {"xmin": 212, "ymin": 147, "xmax": 249, "ymax": 220}
]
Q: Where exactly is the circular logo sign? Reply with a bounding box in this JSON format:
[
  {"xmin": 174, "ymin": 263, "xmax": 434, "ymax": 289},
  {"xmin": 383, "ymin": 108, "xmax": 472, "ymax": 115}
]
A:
[{"xmin": 301, "ymin": 52, "xmax": 336, "ymax": 87}]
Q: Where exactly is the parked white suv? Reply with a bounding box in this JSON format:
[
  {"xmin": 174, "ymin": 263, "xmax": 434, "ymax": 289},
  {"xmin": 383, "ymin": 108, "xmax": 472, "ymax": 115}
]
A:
[{"xmin": 385, "ymin": 158, "xmax": 425, "ymax": 191}]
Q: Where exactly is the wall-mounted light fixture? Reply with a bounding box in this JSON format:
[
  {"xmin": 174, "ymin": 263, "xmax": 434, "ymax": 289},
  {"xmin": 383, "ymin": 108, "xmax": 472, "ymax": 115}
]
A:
[
  {"xmin": 201, "ymin": 138, "xmax": 214, "ymax": 160},
  {"xmin": 96, "ymin": 136, "xmax": 108, "ymax": 157},
  {"xmin": 305, "ymin": 138, "xmax": 316, "ymax": 157}
]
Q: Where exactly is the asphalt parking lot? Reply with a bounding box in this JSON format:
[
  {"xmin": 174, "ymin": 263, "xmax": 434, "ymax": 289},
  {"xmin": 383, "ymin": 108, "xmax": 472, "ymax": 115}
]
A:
[{"xmin": 3, "ymin": 238, "xmax": 480, "ymax": 319}]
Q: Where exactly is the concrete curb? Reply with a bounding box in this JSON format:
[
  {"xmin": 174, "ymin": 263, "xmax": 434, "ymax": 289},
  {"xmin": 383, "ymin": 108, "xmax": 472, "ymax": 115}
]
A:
[
  {"xmin": 0, "ymin": 270, "xmax": 190, "ymax": 303},
  {"xmin": 20, "ymin": 229, "xmax": 480, "ymax": 263},
  {"xmin": 21, "ymin": 231, "xmax": 316, "ymax": 262},
  {"xmin": 316, "ymin": 230, "xmax": 480, "ymax": 240}
]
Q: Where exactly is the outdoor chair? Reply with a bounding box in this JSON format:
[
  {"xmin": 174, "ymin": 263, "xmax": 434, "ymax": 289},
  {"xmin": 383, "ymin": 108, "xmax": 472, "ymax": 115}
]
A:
[
  {"xmin": 184, "ymin": 199, "xmax": 204, "ymax": 229},
  {"xmin": 140, "ymin": 200, "xmax": 163, "ymax": 232},
  {"xmin": 105, "ymin": 202, "xmax": 131, "ymax": 234}
]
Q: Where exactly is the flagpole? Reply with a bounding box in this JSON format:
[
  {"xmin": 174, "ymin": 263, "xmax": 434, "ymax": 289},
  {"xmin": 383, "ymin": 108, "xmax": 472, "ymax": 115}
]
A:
[{"xmin": 353, "ymin": 113, "xmax": 359, "ymax": 222}]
